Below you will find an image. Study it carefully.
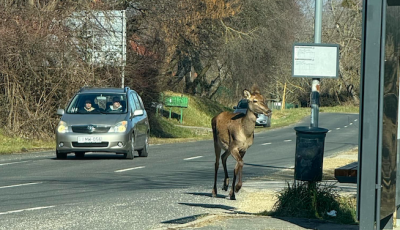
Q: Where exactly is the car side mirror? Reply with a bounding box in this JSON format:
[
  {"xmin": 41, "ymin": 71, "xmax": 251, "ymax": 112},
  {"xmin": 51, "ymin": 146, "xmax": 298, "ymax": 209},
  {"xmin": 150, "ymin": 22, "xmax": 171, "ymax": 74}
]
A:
[
  {"xmin": 233, "ymin": 106, "xmax": 237, "ymax": 109},
  {"xmin": 131, "ymin": 109, "xmax": 144, "ymax": 117},
  {"xmin": 57, "ymin": 109, "xmax": 64, "ymax": 116}
]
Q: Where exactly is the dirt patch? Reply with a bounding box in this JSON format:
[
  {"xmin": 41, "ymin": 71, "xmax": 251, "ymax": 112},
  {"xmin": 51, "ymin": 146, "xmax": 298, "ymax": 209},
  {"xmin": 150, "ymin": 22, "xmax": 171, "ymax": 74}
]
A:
[
  {"xmin": 237, "ymin": 190, "xmax": 278, "ymax": 214},
  {"xmin": 323, "ymin": 148, "xmax": 358, "ymax": 180}
]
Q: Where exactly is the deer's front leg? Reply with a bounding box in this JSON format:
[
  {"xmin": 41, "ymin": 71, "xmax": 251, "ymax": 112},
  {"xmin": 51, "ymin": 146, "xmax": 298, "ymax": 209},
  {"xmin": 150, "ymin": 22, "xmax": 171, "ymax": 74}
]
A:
[
  {"xmin": 221, "ymin": 150, "xmax": 230, "ymax": 191},
  {"xmin": 235, "ymin": 151, "xmax": 246, "ymax": 193}
]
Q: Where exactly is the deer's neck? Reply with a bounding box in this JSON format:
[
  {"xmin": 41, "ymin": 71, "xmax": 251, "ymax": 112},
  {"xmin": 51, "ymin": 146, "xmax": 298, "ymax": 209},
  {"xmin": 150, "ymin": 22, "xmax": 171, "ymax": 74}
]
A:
[{"xmin": 242, "ymin": 110, "xmax": 257, "ymax": 136}]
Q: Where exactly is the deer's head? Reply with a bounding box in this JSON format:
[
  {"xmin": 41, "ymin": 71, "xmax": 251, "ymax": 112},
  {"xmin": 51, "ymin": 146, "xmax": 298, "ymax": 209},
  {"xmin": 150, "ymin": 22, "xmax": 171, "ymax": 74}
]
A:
[{"xmin": 243, "ymin": 86, "xmax": 272, "ymax": 116}]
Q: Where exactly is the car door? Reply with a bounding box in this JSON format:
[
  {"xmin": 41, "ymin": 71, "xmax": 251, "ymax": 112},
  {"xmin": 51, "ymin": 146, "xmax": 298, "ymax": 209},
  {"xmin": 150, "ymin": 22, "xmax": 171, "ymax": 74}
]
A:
[
  {"xmin": 136, "ymin": 93, "xmax": 149, "ymax": 136},
  {"xmin": 130, "ymin": 92, "xmax": 147, "ymax": 147}
]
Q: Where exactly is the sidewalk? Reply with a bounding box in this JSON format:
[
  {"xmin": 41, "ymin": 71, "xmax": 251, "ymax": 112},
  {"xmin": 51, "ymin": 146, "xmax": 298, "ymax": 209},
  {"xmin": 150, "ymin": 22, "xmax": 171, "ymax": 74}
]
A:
[
  {"xmin": 153, "ymin": 151, "xmax": 400, "ymax": 230},
  {"xmin": 155, "ymin": 180, "xmax": 359, "ymax": 230},
  {"xmin": 168, "ymin": 212, "xmax": 400, "ymax": 230},
  {"xmin": 155, "ymin": 180, "xmax": 399, "ymax": 230},
  {"xmin": 174, "ymin": 214, "xmax": 359, "ymax": 230}
]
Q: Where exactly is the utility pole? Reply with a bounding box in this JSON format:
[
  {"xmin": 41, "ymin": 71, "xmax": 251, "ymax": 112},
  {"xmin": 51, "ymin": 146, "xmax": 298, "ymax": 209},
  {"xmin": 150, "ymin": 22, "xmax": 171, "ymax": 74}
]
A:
[
  {"xmin": 121, "ymin": 10, "xmax": 126, "ymax": 88},
  {"xmin": 310, "ymin": 0, "xmax": 322, "ymax": 127},
  {"xmin": 282, "ymin": 82, "xmax": 287, "ymax": 110}
]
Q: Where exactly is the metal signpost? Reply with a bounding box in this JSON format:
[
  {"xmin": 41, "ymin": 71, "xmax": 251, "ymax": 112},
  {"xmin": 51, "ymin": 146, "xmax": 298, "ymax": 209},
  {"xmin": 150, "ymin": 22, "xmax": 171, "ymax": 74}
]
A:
[
  {"xmin": 312, "ymin": 0, "xmax": 322, "ymax": 128},
  {"xmin": 291, "ymin": 0, "xmax": 339, "ymax": 210},
  {"xmin": 291, "ymin": 0, "xmax": 339, "ymax": 128}
]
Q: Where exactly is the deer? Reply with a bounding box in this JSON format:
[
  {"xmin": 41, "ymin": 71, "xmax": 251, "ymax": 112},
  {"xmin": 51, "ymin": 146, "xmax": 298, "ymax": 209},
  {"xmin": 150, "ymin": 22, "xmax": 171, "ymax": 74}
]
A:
[{"xmin": 211, "ymin": 85, "xmax": 271, "ymax": 200}]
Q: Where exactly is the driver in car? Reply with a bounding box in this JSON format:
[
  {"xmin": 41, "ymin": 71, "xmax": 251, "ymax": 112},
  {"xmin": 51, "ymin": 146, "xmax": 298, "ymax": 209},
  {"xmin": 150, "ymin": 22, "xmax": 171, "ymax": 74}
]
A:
[{"xmin": 107, "ymin": 97, "xmax": 123, "ymax": 112}]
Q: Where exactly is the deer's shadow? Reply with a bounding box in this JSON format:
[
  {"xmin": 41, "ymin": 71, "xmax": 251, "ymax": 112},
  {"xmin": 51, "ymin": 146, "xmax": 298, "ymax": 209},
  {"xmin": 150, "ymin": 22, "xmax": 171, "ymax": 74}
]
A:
[
  {"xmin": 186, "ymin": 192, "xmax": 227, "ymax": 199},
  {"xmin": 161, "ymin": 214, "xmax": 205, "ymax": 224},
  {"xmin": 183, "ymin": 192, "xmax": 252, "ymax": 213},
  {"xmin": 179, "ymin": 202, "xmax": 236, "ymax": 211},
  {"xmin": 178, "ymin": 201, "xmax": 253, "ymax": 215}
]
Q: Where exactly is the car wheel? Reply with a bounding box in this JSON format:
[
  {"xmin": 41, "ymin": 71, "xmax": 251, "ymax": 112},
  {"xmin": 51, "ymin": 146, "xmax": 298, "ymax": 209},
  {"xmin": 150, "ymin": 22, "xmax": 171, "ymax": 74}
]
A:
[
  {"xmin": 75, "ymin": 152, "xmax": 85, "ymax": 158},
  {"xmin": 125, "ymin": 135, "xmax": 134, "ymax": 160},
  {"xmin": 56, "ymin": 150, "xmax": 67, "ymax": 159},
  {"xmin": 138, "ymin": 134, "xmax": 149, "ymax": 157}
]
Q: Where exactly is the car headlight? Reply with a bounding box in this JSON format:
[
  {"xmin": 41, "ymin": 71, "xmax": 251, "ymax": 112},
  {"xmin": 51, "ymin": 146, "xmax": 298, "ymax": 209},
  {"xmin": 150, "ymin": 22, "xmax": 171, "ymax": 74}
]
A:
[
  {"xmin": 57, "ymin": 121, "xmax": 69, "ymax": 133},
  {"xmin": 110, "ymin": 121, "xmax": 127, "ymax": 133}
]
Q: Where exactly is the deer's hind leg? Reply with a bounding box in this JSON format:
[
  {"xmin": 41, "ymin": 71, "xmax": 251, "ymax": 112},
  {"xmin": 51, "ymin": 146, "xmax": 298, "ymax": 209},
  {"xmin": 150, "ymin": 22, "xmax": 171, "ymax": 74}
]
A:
[
  {"xmin": 229, "ymin": 148, "xmax": 243, "ymax": 200},
  {"xmin": 221, "ymin": 150, "xmax": 230, "ymax": 191},
  {"xmin": 212, "ymin": 143, "xmax": 222, "ymax": 197}
]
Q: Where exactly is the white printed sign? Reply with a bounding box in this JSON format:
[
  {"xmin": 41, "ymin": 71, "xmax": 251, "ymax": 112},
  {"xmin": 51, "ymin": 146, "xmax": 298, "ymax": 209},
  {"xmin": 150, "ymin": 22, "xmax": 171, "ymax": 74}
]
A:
[{"xmin": 292, "ymin": 44, "xmax": 339, "ymax": 78}]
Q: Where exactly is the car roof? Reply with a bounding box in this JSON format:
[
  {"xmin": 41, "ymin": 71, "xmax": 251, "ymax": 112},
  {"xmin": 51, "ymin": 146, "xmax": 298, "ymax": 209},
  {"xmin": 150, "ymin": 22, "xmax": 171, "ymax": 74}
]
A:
[
  {"xmin": 78, "ymin": 87, "xmax": 133, "ymax": 94},
  {"xmin": 238, "ymin": 99, "xmax": 248, "ymax": 104}
]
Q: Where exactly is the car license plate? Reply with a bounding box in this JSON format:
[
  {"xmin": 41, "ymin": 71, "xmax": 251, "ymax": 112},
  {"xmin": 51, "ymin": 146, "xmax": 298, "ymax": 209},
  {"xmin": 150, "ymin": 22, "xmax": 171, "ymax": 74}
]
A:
[{"xmin": 78, "ymin": 136, "xmax": 102, "ymax": 143}]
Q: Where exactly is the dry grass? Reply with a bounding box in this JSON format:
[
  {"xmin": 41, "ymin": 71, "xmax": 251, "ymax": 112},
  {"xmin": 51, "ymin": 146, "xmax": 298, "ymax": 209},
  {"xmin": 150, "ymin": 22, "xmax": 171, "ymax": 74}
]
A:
[
  {"xmin": 323, "ymin": 148, "xmax": 358, "ymax": 180},
  {"xmin": 236, "ymin": 148, "xmax": 358, "ymax": 214}
]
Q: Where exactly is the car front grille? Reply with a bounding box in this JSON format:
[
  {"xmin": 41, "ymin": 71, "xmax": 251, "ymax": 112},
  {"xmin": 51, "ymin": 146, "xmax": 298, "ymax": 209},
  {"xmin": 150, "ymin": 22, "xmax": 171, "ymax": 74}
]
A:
[
  {"xmin": 72, "ymin": 125, "xmax": 111, "ymax": 133},
  {"xmin": 72, "ymin": 142, "xmax": 109, "ymax": 147}
]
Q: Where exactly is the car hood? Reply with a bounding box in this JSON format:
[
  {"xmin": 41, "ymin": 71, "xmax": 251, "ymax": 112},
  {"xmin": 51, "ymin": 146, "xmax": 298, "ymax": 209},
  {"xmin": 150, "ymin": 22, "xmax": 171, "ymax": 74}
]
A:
[{"xmin": 61, "ymin": 113, "xmax": 127, "ymax": 126}]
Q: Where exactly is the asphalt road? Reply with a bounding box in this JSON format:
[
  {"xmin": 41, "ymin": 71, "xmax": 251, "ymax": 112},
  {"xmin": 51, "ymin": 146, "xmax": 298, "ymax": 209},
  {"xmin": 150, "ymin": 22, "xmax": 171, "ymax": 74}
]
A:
[{"xmin": 0, "ymin": 113, "xmax": 359, "ymax": 230}]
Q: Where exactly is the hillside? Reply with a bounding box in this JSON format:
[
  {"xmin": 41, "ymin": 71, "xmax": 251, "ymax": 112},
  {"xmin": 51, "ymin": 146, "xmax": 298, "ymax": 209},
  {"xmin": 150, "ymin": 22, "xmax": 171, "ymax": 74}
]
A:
[{"xmin": 148, "ymin": 91, "xmax": 231, "ymax": 142}]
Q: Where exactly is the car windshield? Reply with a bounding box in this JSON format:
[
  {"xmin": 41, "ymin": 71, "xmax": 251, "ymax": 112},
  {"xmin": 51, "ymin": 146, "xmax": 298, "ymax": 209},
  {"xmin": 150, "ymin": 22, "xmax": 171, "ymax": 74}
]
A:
[
  {"xmin": 237, "ymin": 100, "xmax": 248, "ymax": 109},
  {"xmin": 66, "ymin": 93, "xmax": 128, "ymax": 114}
]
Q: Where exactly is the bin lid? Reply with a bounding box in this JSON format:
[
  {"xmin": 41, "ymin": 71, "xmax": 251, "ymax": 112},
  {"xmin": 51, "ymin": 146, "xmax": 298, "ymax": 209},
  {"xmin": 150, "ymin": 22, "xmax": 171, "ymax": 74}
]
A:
[{"xmin": 294, "ymin": 126, "xmax": 329, "ymax": 134}]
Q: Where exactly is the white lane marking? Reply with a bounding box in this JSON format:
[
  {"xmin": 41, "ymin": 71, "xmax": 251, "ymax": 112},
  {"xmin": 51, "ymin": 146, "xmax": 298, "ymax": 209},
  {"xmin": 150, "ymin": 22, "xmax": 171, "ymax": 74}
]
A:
[
  {"xmin": 355, "ymin": 119, "xmax": 358, "ymax": 121},
  {"xmin": 0, "ymin": 182, "xmax": 42, "ymax": 189},
  {"xmin": 262, "ymin": 143, "xmax": 272, "ymax": 145},
  {"xmin": 0, "ymin": 206, "xmax": 55, "ymax": 215},
  {"xmin": 0, "ymin": 161, "xmax": 30, "ymax": 166},
  {"xmin": 283, "ymin": 140, "xmax": 292, "ymax": 142},
  {"xmin": 184, "ymin": 156, "xmax": 203, "ymax": 161},
  {"xmin": 115, "ymin": 166, "xmax": 145, "ymax": 173},
  {"xmin": 328, "ymin": 130, "xmax": 332, "ymax": 133},
  {"xmin": 336, "ymin": 128, "xmax": 341, "ymax": 130},
  {"xmin": 344, "ymin": 126, "xmax": 348, "ymax": 128},
  {"xmin": 350, "ymin": 123, "xmax": 353, "ymax": 125}
]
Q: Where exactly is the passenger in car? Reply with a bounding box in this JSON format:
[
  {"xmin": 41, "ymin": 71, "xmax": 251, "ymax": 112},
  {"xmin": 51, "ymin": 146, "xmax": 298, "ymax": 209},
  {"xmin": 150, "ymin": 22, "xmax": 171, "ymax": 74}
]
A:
[
  {"xmin": 79, "ymin": 100, "xmax": 99, "ymax": 113},
  {"xmin": 107, "ymin": 97, "xmax": 123, "ymax": 112}
]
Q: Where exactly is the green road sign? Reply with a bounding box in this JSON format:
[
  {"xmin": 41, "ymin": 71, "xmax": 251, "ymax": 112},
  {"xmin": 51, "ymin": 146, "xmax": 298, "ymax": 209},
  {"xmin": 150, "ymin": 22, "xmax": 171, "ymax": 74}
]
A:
[{"xmin": 164, "ymin": 96, "xmax": 188, "ymax": 108}]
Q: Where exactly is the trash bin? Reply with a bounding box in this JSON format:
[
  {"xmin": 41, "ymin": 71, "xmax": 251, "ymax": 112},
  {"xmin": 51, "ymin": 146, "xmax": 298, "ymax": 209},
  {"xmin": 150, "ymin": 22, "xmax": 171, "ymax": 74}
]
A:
[{"xmin": 294, "ymin": 126, "xmax": 329, "ymax": 182}]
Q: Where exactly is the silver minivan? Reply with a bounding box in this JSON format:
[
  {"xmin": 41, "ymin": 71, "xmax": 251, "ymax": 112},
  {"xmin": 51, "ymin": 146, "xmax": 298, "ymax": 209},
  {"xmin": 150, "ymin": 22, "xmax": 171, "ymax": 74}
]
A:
[{"xmin": 55, "ymin": 87, "xmax": 150, "ymax": 159}]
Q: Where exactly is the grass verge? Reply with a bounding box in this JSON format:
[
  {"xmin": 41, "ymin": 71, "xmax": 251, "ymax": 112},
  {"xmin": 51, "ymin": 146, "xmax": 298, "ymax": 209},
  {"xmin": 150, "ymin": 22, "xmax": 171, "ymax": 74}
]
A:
[
  {"xmin": 0, "ymin": 130, "xmax": 54, "ymax": 154},
  {"xmin": 259, "ymin": 181, "xmax": 358, "ymax": 225}
]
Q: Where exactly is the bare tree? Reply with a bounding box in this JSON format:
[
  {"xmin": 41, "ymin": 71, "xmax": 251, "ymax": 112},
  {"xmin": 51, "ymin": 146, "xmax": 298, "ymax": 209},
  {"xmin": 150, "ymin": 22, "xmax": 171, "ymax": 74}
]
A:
[
  {"xmin": 297, "ymin": 0, "xmax": 362, "ymax": 106},
  {"xmin": 217, "ymin": 0, "xmax": 303, "ymax": 104},
  {"xmin": 0, "ymin": 1, "xmax": 128, "ymax": 138}
]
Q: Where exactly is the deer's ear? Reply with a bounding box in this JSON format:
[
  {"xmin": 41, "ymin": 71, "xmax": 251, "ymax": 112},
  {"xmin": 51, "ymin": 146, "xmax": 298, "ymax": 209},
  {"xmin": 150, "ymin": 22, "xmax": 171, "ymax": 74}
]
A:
[
  {"xmin": 251, "ymin": 85, "xmax": 260, "ymax": 94},
  {"xmin": 243, "ymin": 89, "xmax": 251, "ymax": 99}
]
